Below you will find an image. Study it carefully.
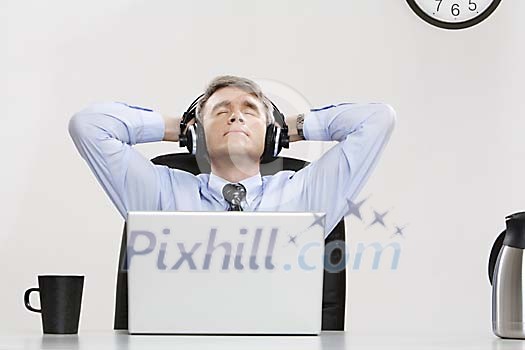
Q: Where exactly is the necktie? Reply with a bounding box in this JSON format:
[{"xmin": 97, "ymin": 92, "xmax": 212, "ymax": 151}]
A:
[{"xmin": 222, "ymin": 183, "xmax": 247, "ymax": 211}]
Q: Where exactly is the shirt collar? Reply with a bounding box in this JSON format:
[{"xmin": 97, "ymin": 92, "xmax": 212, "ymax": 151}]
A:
[{"xmin": 208, "ymin": 171, "xmax": 263, "ymax": 210}]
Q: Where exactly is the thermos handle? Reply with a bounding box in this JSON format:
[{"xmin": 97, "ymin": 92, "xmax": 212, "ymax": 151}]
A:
[{"xmin": 488, "ymin": 230, "xmax": 506, "ymax": 285}]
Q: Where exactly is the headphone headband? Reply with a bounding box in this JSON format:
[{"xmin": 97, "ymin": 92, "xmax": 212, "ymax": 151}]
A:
[{"xmin": 179, "ymin": 93, "xmax": 290, "ymax": 164}]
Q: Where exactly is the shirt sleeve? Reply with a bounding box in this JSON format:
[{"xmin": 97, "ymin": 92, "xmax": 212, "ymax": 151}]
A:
[
  {"xmin": 290, "ymin": 102, "xmax": 396, "ymax": 237},
  {"xmin": 68, "ymin": 101, "xmax": 172, "ymax": 219}
]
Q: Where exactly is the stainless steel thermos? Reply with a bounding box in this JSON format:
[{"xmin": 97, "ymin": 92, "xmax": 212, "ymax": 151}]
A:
[{"xmin": 489, "ymin": 212, "xmax": 525, "ymax": 339}]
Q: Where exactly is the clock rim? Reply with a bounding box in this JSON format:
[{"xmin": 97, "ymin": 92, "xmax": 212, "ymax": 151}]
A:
[{"xmin": 406, "ymin": 0, "xmax": 502, "ymax": 30}]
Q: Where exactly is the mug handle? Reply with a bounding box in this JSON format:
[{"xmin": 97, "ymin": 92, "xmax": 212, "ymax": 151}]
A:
[{"xmin": 24, "ymin": 288, "xmax": 41, "ymax": 313}]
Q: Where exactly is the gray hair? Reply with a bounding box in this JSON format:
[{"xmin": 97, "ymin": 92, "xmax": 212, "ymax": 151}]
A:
[{"xmin": 195, "ymin": 75, "xmax": 275, "ymax": 126}]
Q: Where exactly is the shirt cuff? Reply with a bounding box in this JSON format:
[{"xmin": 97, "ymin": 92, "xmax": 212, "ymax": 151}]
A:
[
  {"xmin": 138, "ymin": 110, "xmax": 165, "ymax": 143},
  {"xmin": 303, "ymin": 110, "xmax": 330, "ymax": 141}
]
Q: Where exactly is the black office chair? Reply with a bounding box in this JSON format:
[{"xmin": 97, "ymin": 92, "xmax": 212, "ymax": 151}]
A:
[{"xmin": 113, "ymin": 153, "xmax": 347, "ymax": 331}]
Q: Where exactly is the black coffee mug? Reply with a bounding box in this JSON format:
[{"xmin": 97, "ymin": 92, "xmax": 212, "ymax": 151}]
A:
[{"xmin": 24, "ymin": 275, "xmax": 84, "ymax": 334}]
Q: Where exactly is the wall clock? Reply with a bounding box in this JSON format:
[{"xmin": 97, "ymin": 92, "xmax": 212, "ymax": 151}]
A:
[{"xmin": 406, "ymin": 0, "xmax": 502, "ymax": 29}]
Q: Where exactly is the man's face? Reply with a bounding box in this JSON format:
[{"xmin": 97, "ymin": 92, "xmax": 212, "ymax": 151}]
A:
[{"xmin": 201, "ymin": 87, "xmax": 267, "ymax": 164}]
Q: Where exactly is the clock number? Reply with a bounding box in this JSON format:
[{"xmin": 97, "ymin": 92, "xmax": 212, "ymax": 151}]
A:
[
  {"xmin": 408, "ymin": 0, "xmax": 502, "ymax": 29},
  {"xmin": 451, "ymin": 3, "xmax": 460, "ymax": 16},
  {"xmin": 435, "ymin": 0, "xmax": 443, "ymax": 11}
]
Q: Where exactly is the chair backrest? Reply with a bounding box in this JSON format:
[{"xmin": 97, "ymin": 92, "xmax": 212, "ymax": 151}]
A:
[{"xmin": 114, "ymin": 153, "xmax": 346, "ymax": 331}]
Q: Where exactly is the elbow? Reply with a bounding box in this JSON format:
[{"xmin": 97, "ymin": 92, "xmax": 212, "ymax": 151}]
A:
[
  {"xmin": 68, "ymin": 113, "xmax": 85, "ymax": 140},
  {"xmin": 68, "ymin": 109, "xmax": 98, "ymax": 142},
  {"xmin": 68, "ymin": 101, "xmax": 112, "ymax": 139},
  {"xmin": 378, "ymin": 103, "xmax": 397, "ymax": 133},
  {"xmin": 68, "ymin": 111, "xmax": 96, "ymax": 141}
]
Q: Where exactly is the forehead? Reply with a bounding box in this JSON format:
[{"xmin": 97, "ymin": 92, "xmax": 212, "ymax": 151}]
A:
[{"xmin": 206, "ymin": 87, "xmax": 263, "ymax": 110}]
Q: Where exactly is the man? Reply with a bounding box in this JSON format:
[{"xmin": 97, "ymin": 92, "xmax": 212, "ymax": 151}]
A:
[
  {"xmin": 70, "ymin": 75, "xmax": 396, "ymax": 331},
  {"xmin": 68, "ymin": 75, "xmax": 396, "ymax": 238}
]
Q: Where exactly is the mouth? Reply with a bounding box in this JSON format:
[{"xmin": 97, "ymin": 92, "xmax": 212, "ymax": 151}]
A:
[{"xmin": 224, "ymin": 130, "xmax": 248, "ymax": 136}]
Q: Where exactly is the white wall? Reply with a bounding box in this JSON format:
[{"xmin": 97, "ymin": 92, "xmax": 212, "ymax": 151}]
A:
[{"xmin": 3, "ymin": 0, "xmax": 525, "ymax": 336}]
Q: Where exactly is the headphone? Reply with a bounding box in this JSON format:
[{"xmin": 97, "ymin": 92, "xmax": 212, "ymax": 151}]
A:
[{"xmin": 178, "ymin": 93, "xmax": 290, "ymax": 164}]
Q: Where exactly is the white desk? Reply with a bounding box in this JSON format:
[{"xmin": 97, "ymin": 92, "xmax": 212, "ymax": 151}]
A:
[{"xmin": 0, "ymin": 331, "xmax": 524, "ymax": 350}]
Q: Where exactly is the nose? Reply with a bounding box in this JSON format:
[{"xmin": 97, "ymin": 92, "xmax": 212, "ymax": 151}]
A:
[{"xmin": 228, "ymin": 112, "xmax": 245, "ymax": 124}]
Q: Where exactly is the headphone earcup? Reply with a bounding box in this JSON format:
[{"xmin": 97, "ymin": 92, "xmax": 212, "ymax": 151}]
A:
[
  {"xmin": 184, "ymin": 124, "xmax": 196, "ymax": 155},
  {"xmin": 260, "ymin": 123, "xmax": 279, "ymax": 164},
  {"xmin": 195, "ymin": 121, "xmax": 210, "ymax": 162}
]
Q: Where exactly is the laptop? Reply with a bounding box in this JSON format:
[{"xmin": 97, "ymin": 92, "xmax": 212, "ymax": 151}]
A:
[{"xmin": 126, "ymin": 211, "xmax": 326, "ymax": 335}]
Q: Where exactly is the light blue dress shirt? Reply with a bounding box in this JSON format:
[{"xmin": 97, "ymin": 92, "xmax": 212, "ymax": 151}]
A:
[{"xmin": 68, "ymin": 100, "xmax": 396, "ymax": 238}]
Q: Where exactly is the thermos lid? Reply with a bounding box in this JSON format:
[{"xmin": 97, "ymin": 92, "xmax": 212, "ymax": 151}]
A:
[{"xmin": 504, "ymin": 212, "xmax": 525, "ymax": 249}]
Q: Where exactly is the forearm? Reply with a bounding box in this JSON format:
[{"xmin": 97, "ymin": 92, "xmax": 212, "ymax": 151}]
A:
[
  {"xmin": 70, "ymin": 102, "xmax": 165, "ymax": 145},
  {"xmin": 285, "ymin": 114, "xmax": 305, "ymax": 143},
  {"xmin": 303, "ymin": 103, "xmax": 396, "ymax": 142},
  {"xmin": 163, "ymin": 115, "xmax": 182, "ymax": 142}
]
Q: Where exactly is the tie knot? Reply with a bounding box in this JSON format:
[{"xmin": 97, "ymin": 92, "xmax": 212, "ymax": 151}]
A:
[{"xmin": 222, "ymin": 183, "xmax": 247, "ymax": 211}]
